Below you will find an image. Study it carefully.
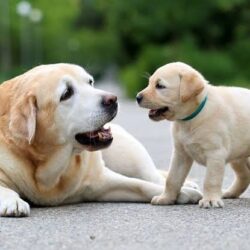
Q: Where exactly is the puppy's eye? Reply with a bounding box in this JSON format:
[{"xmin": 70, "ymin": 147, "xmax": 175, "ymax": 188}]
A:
[
  {"xmin": 60, "ymin": 85, "xmax": 74, "ymax": 102},
  {"xmin": 88, "ymin": 79, "xmax": 94, "ymax": 85},
  {"xmin": 156, "ymin": 82, "xmax": 166, "ymax": 89}
]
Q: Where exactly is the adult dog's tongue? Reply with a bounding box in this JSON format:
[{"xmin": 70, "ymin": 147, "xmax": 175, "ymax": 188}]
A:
[
  {"xmin": 86, "ymin": 127, "xmax": 112, "ymax": 141},
  {"xmin": 75, "ymin": 126, "xmax": 113, "ymax": 150}
]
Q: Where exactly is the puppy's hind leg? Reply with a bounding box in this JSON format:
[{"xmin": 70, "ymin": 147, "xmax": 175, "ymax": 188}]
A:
[
  {"xmin": 223, "ymin": 158, "xmax": 250, "ymax": 199},
  {"xmin": 0, "ymin": 185, "xmax": 30, "ymax": 217}
]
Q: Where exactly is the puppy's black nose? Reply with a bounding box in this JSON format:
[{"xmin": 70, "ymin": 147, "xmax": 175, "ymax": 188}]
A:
[
  {"xmin": 102, "ymin": 94, "xmax": 117, "ymax": 108},
  {"xmin": 136, "ymin": 93, "xmax": 143, "ymax": 104}
]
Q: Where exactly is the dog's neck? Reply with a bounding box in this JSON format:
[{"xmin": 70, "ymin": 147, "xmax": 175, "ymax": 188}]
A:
[
  {"xmin": 34, "ymin": 144, "xmax": 74, "ymax": 190},
  {"xmin": 4, "ymin": 132, "xmax": 55, "ymax": 164},
  {"xmin": 180, "ymin": 95, "xmax": 208, "ymax": 121},
  {"xmin": 176, "ymin": 86, "xmax": 208, "ymax": 122}
]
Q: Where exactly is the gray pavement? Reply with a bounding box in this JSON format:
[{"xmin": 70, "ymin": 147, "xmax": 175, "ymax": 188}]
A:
[{"xmin": 1, "ymin": 82, "xmax": 250, "ymax": 250}]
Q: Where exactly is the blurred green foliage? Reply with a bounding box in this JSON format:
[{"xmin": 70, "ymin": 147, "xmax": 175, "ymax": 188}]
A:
[{"xmin": 1, "ymin": 0, "xmax": 250, "ymax": 97}]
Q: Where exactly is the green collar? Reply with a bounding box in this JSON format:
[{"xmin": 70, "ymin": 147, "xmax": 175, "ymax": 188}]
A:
[{"xmin": 181, "ymin": 95, "xmax": 208, "ymax": 121}]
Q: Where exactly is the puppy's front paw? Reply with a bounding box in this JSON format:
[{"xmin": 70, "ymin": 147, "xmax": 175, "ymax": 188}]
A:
[
  {"xmin": 0, "ymin": 197, "xmax": 30, "ymax": 217},
  {"xmin": 199, "ymin": 198, "xmax": 224, "ymax": 208},
  {"xmin": 151, "ymin": 194, "xmax": 175, "ymax": 205}
]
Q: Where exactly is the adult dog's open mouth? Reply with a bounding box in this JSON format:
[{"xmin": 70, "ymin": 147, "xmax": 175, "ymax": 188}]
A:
[
  {"xmin": 149, "ymin": 107, "xmax": 169, "ymax": 120},
  {"xmin": 75, "ymin": 126, "xmax": 113, "ymax": 151}
]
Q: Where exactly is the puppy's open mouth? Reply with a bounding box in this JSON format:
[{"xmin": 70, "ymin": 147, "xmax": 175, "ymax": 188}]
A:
[
  {"xmin": 149, "ymin": 107, "xmax": 169, "ymax": 120},
  {"xmin": 75, "ymin": 126, "xmax": 113, "ymax": 151}
]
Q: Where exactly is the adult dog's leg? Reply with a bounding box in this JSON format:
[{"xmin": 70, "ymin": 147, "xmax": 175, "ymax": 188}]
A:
[
  {"xmin": 0, "ymin": 185, "xmax": 30, "ymax": 217},
  {"xmin": 102, "ymin": 124, "xmax": 165, "ymax": 185},
  {"xmin": 223, "ymin": 158, "xmax": 250, "ymax": 199},
  {"xmin": 94, "ymin": 168, "xmax": 202, "ymax": 204}
]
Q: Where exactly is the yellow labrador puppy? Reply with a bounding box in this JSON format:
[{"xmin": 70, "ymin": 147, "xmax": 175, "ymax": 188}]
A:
[
  {"xmin": 137, "ymin": 62, "xmax": 250, "ymax": 208},
  {"xmin": 0, "ymin": 63, "xmax": 202, "ymax": 217}
]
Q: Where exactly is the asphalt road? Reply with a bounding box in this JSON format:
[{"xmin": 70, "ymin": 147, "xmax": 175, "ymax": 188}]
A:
[{"xmin": 1, "ymin": 82, "xmax": 250, "ymax": 250}]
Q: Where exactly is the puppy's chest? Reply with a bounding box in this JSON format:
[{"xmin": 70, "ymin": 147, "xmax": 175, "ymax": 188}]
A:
[{"xmin": 176, "ymin": 131, "xmax": 207, "ymax": 165}]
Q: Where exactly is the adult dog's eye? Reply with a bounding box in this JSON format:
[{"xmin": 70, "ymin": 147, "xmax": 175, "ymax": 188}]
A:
[
  {"xmin": 60, "ymin": 85, "xmax": 74, "ymax": 102},
  {"xmin": 156, "ymin": 82, "xmax": 166, "ymax": 89}
]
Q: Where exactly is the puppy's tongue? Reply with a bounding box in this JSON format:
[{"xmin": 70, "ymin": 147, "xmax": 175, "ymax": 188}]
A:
[
  {"xmin": 149, "ymin": 107, "xmax": 169, "ymax": 116},
  {"xmin": 149, "ymin": 109, "xmax": 158, "ymax": 116}
]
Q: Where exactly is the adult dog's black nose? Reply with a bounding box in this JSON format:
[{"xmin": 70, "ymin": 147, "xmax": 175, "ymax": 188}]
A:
[
  {"xmin": 136, "ymin": 93, "xmax": 143, "ymax": 104},
  {"xmin": 102, "ymin": 94, "xmax": 117, "ymax": 108}
]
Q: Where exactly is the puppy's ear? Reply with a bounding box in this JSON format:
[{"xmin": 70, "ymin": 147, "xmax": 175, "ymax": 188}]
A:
[
  {"xmin": 9, "ymin": 95, "xmax": 37, "ymax": 144},
  {"xmin": 179, "ymin": 72, "xmax": 205, "ymax": 102}
]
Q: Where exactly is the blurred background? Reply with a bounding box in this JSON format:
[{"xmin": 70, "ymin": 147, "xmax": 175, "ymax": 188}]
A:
[{"xmin": 1, "ymin": 0, "xmax": 250, "ymax": 97}]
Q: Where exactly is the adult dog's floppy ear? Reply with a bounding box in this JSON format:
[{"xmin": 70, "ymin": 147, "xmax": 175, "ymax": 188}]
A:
[
  {"xmin": 9, "ymin": 95, "xmax": 37, "ymax": 144},
  {"xmin": 179, "ymin": 72, "xmax": 205, "ymax": 102}
]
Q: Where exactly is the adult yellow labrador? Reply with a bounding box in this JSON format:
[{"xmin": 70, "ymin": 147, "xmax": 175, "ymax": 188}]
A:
[
  {"xmin": 0, "ymin": 64, "xmax": 202, "ymax": 217},
  {"xmin": 137, "ymin": 62, "xmax": 250, "ymax": 208}
]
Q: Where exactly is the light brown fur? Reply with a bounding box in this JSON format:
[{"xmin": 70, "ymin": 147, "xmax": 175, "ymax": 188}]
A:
[{"xmin": 0, "ymin": 63, "xmax": 202, "ymax": 216}]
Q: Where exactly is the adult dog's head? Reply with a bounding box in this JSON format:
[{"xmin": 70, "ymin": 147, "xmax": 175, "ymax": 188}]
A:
[
  {"xmin": 1, "ymin": 64, "xmax": 118, "ymax": 153},
  {"xmin": 136, "ymin": 62, "xmax": 208, "ymax": 121}
]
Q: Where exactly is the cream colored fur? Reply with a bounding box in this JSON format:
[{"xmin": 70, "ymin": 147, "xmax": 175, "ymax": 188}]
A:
[
  {"xmin": 0, "ymin": 63, "xmax": 202, "ymax": 217},
  {"xmin": 138, "ymin": 62, "xmax": 250, "ymax": 208}
]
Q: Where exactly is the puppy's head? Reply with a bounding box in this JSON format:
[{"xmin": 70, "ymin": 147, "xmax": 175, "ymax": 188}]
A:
[
  {"xmin": 136, "ymin": 62, "xmax": 207, "ymax": 121},
  {"xmin": 5, "ymin": 64, "xmax": 118, "ymax": 152}
]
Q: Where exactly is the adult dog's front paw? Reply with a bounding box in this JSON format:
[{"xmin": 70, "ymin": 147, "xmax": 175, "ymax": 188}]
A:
[
  {"xmin": 199, "ymin": 198, "xmax": 224, "ymax": 208},
  {"xmin": 0, "ymin": 197, "xmax": 30, "ymax": 217},
  {"xmin": 151, "ymin": 194, "xmax": 175, "ymax": 205}
]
